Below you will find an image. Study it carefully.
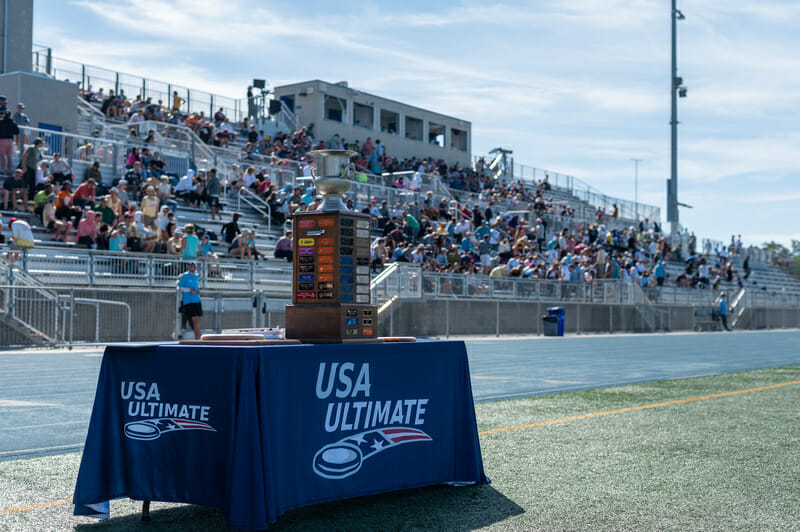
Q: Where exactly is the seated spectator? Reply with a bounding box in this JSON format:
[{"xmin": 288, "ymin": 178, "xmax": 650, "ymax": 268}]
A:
[
  {"xmin": 42, "ymin": 193, "xmax": 72, "ymax": 241},
  {"xmin": 273, "ymin": 230, "xmax": 292, "ymax": 262},
  {"xmin": 4, "ymin": 169, "xmax": 30, "ymax": 212},
  {"xmin": 92, "ymin": 195, "xmax": 117, "ymax": 226},
  {"xmin": 174, "ymin": 169, "xmax": 195, "ymax": 201},
  {"xmin": 50, "ymin": 153, "xmax": 73, "ymax": 185},
  {"xmin": 228, "ymin": 230, "xmax": 252, "ymax": 260},
  {"xmin": 73, "ymin": 178, "xmax": 97, "ymax": 209},
  {"xmin": 133, "ymin": 211, "xmax": 157, "ymax": 253},
  {"xmin": 35, "ymin": 161, "xmax": 51, "ymax": 191},
  {"xmin": 76, "ymin": 210, "xmax": 99, "ymax": 248},
  {"xmin": 140, "ymin": 185, "xmax": 160, "ymax": 225},
  {"xmin": 55, "ymin": 181, "xmax": 80, "ymax": 221},
  {"xmin": 199, "ymin": 234, "xmax": 221, "ymax": 276},
  {"xmin": 85, "ymin": 161, "xmax": 102, "ymax": 182},
  {"xmin": 33, "ymin": 183, "xmax": 53, "ymax": 217}
]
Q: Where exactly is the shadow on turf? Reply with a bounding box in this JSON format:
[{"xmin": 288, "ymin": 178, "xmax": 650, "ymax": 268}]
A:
[{"xmin": 75, "ymin": 483, "xmax": 523, "ymax": 530}]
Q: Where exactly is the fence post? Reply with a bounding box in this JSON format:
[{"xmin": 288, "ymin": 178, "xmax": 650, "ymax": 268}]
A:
[
  {"xmin": 46, "ymin": 48, "xmax": 52, "ymax": 76},
  {"xmin": 115, "ymin": 72, "xmax": 119, "ymax": 94},
  {"xmin": 496, "ymin": 300, "xmax": 500, "ymax": 337},
  {"xmin": 175, "ymin": 287, "xmax": 181, "ymax": 340},
  {"xmin": 445, "ymin": 299, "xmax": 450, "ymax": 338},
  {"xmin": 215, "ymin": 294, "xmax": 222, "ymax": 333},
  {"xmin": 69, "ymin": 288, "xmax": 75, "ymax": 345},
  {"xmin": 88, "ymin": 252, "xmax": 95, "ymax": 287}
]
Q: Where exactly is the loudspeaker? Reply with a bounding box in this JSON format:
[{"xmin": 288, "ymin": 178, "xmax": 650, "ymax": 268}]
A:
[
  {"xmin": 253, "ymin": 79, "xmax": 266, "ymax": 89},
  {"xmin": 268, "ymin": 100, "xmax": 282, "ymax": 115}
]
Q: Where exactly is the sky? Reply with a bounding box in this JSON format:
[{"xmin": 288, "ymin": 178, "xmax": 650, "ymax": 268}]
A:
[{"xmin": 33, "ymin": 0, "xmax": 800, "ymax": 246}]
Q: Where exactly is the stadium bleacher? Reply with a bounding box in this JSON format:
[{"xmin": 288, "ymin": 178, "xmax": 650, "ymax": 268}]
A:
[{"xmin": 1, "ymin": 55, "xmax": 799, "ymax": 347}]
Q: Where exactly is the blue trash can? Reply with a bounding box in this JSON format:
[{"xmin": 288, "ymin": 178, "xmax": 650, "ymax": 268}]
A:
[{"xmin": 548, "ymin": 307, "xmax": 565, "ymax": 336}]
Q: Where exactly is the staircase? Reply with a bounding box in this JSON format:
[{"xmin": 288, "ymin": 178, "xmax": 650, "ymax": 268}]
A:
[{"xmin": 0, "ymin": 260, "xmax": 61, "ymax": 345}]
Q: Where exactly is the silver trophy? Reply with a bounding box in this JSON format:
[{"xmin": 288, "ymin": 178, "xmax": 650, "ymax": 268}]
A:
[{"xmin": 307, "ymin": 149, "xmax": 357, "ymax": 211}]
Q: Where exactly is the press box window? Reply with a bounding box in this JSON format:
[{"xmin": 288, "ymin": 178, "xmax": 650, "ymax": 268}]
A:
[
  {"xmin": 451, "ymin": 128, "xmax": 468, "ymax": 152},
  {"xmin": 380, "ymin": 109, "xmax": 398, "ymax": 135},
  {"xmin": 429, "ymin": 123, "xmax": 445, "ymax": 146},
  {"xmin": 405, "ymin": 116, "xmax": 423, "ymax": 141},
  {"xmin": 324, "ymin": 95, "xmax": 346, "ymax": 123},
  {"xmin": 353, "ymin": 102, "xmax": 374, "ymax": 129}
]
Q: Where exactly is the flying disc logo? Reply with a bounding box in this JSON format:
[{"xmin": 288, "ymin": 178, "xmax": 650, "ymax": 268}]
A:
[
  {"xmin": 121, "ymin": 381, "xmax": 216, "ymax": 441},
  {"xmin": 313, "ymin": 427, "xmax": 432, "ymax": 479},
  {"xmin": 313, "ymin": 362, "xmax": 432, "ymax": 479},
  {"xmin": 124, "ymin": 418, "xmax": 216, "ymax": 440}
]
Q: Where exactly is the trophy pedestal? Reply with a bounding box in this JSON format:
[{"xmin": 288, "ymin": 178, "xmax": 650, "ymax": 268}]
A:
[{"xmin": 285, "ymin": 304, "xmax": 382, "ymax": 343}]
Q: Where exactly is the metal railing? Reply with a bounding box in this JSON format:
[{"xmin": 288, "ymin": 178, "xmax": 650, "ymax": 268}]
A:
[
  {"xmin": 238, "ymin": 187, "xmax": 272, "ymax": 233},
  {"xmin": 4, "ymin": 247, "xmax": 293, "ymax": 294},
  {"xmin": 33, "ymin": 45, "xmax": 247, "ymax": 123}
]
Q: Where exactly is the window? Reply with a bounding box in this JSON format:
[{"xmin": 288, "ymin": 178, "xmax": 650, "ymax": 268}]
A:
[
  {"xmin": 380, "ymin": 109, "xmax": 398, "ymax": 135},
  {"xmin": 324, "ymin": 95, "xmax": 346, "ymax": 123},
  {"xmin": 451, "ymin": 128, "xmax": 468, "ymax": 151},
  {"xmin": 405, "ymin": 116, "xmax": 423, "ymax": 141},
  {"xmin": 353, "ymin": 102, "xmax": 374, "ymax": 129},
  {"xmin": 429, "ymin": 123, "xmax": 445, "ymax": 147}
]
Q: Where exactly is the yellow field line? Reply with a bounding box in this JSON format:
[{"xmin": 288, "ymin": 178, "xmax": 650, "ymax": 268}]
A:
[
  {"xmin": 3, "ymin": 380, "xmax": 798, "ymax": 517},
  {"xmin": 0, "ymin": 497, "xmax": 73, "ymax": 516},
  {"xmin": 479, "ymin": 379, "xmax": 800, "ymax": 436}
]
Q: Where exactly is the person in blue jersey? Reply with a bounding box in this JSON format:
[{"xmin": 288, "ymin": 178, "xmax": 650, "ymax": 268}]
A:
[
  {"xmin": 177, "ymin": 261, "xmax": 202, "ymax": 339},
  {"xmin": 719, "ymin": 292, "xmax": 731, "ymax": 331}
]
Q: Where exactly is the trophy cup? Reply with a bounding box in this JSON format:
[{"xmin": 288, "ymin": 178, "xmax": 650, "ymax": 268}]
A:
[{"xmin": 285, "ymin": 150, "xmax": 381, "ymax": 342}]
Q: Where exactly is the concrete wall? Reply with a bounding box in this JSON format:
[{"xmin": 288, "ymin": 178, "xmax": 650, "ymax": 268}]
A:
[
  {"xmin": 378, "ymin": 299, "xmax": 698, "ymax": 337},
  {"xmin": 0, "ymin": 71, "xmax": 77, "ymax": 132},
  {"xmin": 275, "ymin": 80, "xmax": 472, "ymax": 169},
  {"xmin": 0, "ymin": 0, "xmax": 33, "ymax": 74}
]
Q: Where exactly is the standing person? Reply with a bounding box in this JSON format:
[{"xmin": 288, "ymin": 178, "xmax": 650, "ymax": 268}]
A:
[
  {"xmin": 177, "ymin": 262, "xmax": 202, "ymax": 340},
  {"xmin": 12, "ymin": 103, "xmax": 29, "ymax": 153},
  {"xmin": 719, "ymin": 292, "xmax": 731, "ymax": 331},
  {"xmin": 205, "ymin": 168, "xmax": 222, "ymax": 220},
  {"xmin": 22, "ymin": 139, "xmax": 43, "ymax": 197},
  {"xmin": 0, "ymin": 111, "xmax": 19, "ymax": 175}
]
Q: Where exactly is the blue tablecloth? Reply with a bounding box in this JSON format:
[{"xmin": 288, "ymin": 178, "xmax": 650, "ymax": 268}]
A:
[{"xmin": 73, "ymin": 341, "xmax": 487, "ymax": 529}]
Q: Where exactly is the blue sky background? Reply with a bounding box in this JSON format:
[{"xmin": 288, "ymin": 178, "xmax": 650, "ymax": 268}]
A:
[{"xmin": 33, "ymin": 0, "xmax": 800, "ymax": 246}]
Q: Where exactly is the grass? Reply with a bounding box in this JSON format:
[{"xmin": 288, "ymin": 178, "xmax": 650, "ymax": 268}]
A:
[{"xmin": 1, "ymin": 365, "xmax": 799, "ymax": 531}]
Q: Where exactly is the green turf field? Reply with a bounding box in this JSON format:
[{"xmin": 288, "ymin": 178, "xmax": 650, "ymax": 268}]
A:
[{"xmin": 2, "ymin": 365, "xmax": 799, "ymax": 531}]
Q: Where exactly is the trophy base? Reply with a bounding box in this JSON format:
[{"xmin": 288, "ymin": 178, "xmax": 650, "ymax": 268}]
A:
[{"xmin": 285, "ymin": 304, "xmax": 378, "ymax": 342}]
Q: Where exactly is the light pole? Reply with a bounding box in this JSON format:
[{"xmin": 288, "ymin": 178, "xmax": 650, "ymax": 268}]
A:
[
  {"xmin": 668, "ymin": 0, "xmax": 687, "ymax": 235},
  {"xmin": 631, "ymin": 158, "xmax": 642, "ymax": 221}
]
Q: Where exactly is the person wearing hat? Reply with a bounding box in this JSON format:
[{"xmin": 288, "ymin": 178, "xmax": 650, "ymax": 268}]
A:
[
  {"xmin": 12, "ymin": 103, "xmax": 29, "ymax": 153},
  {"xmin": 6, "ymin": 216, "xmax": 34, "ymax": 263},
  {"xmin": 43, "ymin": 192, "xmax": 72, "ymax": 241},
  {"xmin": 93, "ymin": 195, "xmax": 117, "ymax": 226},
  {"xmin": 177, "ymin": 261, "xmax": 202, "ymax": 339}
]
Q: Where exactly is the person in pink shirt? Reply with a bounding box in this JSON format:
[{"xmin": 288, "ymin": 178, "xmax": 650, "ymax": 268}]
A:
[{"xmin": 76, "ymin": 210, "xmax": 98, "ymax": 248}]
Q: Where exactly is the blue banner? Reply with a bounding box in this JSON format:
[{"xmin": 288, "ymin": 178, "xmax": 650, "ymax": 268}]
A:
[{"xmin": 73, "ymin": 341, "xmax": 487, "ymax": 530}]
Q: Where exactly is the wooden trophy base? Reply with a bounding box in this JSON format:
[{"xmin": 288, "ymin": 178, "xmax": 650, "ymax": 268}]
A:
[{"xmin": 285, "ymin": 304, "xmax": 383, "ymax": 344}]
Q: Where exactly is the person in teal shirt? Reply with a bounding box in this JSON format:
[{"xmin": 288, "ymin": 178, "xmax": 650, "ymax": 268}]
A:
[{"xmin": 181, "ymin": 223, "xmax": 200, "ymax": 259}]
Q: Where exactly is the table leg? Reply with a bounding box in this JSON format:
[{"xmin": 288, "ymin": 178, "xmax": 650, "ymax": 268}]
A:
[{"xmin": 142, "ymin": 500, "xmax": 151, "ymax": 521}]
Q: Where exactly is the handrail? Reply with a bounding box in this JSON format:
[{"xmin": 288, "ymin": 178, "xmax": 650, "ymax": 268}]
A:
[{"xmin": 237, "ymin": 187, "xmax": 272, "ymax": 233}]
